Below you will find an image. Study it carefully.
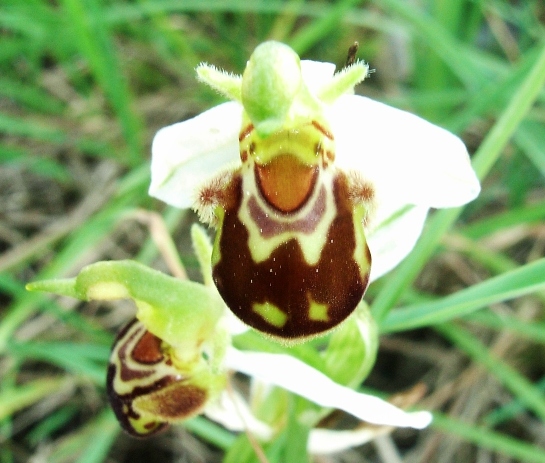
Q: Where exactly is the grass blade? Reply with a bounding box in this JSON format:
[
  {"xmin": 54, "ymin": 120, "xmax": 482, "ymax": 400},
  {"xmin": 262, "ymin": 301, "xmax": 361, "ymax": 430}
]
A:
[{"xmin": 380, "ymin": 258, "xmax": 545, "ymax": 333}]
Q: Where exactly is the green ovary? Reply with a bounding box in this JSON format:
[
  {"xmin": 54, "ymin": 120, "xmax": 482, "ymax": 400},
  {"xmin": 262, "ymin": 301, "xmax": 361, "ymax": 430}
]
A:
[{"xmin": 252, "ymin": 301, "xmax": 288, "ymax": 327}]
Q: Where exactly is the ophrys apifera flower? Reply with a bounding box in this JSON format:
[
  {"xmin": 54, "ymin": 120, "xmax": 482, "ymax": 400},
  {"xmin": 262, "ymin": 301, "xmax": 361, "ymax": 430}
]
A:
[{"xmin": 150, "ymin": 41, "xmax": 480, "ymax": 342}]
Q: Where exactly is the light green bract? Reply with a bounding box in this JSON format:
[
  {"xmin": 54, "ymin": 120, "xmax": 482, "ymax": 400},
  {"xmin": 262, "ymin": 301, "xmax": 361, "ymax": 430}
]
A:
[{"xmin": 27, "ymin": 260, "xmax": 224, "ymax": 361}]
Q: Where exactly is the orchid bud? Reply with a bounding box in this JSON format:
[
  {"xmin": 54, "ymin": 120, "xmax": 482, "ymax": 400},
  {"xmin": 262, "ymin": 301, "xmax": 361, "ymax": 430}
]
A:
[
  {"xmin": 107, "ymin": 318, "xmax": 225, "ymax": 437},
  {"xmin": 26, "ymin": 260, "xmax": 229, "ymax": 434}
]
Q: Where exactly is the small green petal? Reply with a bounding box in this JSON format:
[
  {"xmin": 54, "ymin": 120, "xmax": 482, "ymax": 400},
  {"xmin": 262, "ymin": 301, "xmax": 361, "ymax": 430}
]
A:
[
  {"xmin": 196, "ymin": 63, "xmax": 242, "ymax": 101},
  {"xmin": 26, "ymin": 278, "xmax": 80, "ymax": 299},
  {"xmin": 317, "ymin": 62, "xmax": 369, "ymax": 104}
]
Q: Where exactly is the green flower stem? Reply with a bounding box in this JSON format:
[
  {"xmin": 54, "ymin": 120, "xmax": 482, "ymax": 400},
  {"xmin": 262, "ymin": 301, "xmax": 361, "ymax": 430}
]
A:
[
  {"xmin": 436, "ymin": 323, "xmax": 545, "ymax": 423},
  {"xmin": 191, "ymin": 224, "xmax": 214, "ymax": 287},
  {"xmin": 372, "ymin": 40, "xmax": 545, "ymax": 324}
]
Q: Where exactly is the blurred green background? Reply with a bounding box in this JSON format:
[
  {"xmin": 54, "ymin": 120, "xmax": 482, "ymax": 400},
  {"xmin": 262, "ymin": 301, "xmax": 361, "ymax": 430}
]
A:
[{"xmin": 1, "ymin": 0, "xmax": 545, "ymax": 462}]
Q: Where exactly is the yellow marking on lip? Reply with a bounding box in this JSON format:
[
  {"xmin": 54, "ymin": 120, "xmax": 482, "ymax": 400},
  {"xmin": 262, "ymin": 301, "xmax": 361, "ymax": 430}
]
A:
[
  {"xmin": 308, "ymin": 298, "xmax": 329, "ymax": 322},
  {"xmin": 239, "ymin": 170, "xmax": 338, "ymax": 266},
  {"xmin": 352, "ymin": 203, "xmax": 372, "ymax": 279},
  {"xmin": 252, "ymin": 301, "xmax": 288, "ymax": 327}
]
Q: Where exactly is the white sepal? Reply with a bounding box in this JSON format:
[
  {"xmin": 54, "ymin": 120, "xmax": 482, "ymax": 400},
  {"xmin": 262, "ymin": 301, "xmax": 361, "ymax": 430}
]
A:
[
  {"xmin": 149, "ymin": 101, "xmax": 242, "ymax": 209},
  {"xmin": 300, "ymin": 60, "xmax": 336, "ymax": 94},
  {"xmin": 204, "ymin": 389, "xmax": 274, "ymax": 440},
  {"xmin": 224, "ymin": 347, "xmax": 432, "ymax": 429},
  {"xmin": 329, "ymin": 94, "xmax": 480, "ymax": 209},
  {"xmin": 367, "ymin": 204, "xmax": 429, "ymax": 282},
  {"xmin": 308, "ymin": 427, "xmax": 379, "ymax": 454}
]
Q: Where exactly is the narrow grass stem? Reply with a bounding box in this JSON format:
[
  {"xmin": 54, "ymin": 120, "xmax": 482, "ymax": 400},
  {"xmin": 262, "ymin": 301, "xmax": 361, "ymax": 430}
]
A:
[
  {"xmin": 436, "ymin": 323, "xmax": 545, "ymax": 423},
  {"xmin": 431, "ymin": 412, "xmax": 545, "ymax": 463}
]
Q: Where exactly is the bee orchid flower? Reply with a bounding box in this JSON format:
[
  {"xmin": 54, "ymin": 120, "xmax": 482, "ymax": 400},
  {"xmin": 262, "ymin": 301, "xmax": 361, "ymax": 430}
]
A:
[{"xmin": 149, "ymin": 41, "xmax": 480, "ymax": 342}]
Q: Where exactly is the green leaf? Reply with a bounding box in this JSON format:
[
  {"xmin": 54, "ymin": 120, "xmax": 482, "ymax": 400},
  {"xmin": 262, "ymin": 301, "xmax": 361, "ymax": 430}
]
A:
[
  {"xmin": 437, "ymin": 324, "xmax": 545, "ymax": 423},
  {"xmin": 9, "ymin": 341, "xmax": 109, "ymax": 385},
  {"xmin": 44, "ymin": 409, "xmax": 120, "ymax": 463},
  {"xmin": 74, "ymin": 409, "xmax": 119, "ymax": 463},
  {"xmin": 0, "ymin": 377, "xmax": 67, "ymax": 421},
  {"xmin": 432, "ymin": 412, "xmax": 545, "ymax": 463},
  {"xmin": 282, "ymin": 398, "xmax": 311, "ymax": 463},
  {"xmin": 515, "ymin": 120, "xmax": 545, "ymax": 177},
  {"xmin": 61, "ymin": 0, "xmax": 143, "ymax": 165},
  {"xmin": 223, "ymin": 433, "xmax": 264, "ymax": 463},
  {"xmin": 380, "ymin": 258, "xmax": 545, "ymax": 333},
  {"xmin": 464, "ymin": 310, "xmax": 545, "ymax": 345},
  {"xmin": 26, "ymin": 405, "xmax": 80, "ymax": 446},
  {"xmin": 183, "ymin": 416, "xmax": 236, "ymax": 450}
]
